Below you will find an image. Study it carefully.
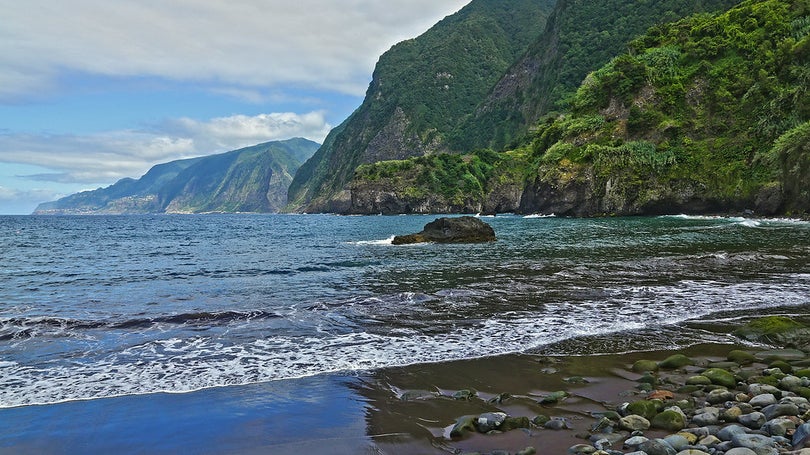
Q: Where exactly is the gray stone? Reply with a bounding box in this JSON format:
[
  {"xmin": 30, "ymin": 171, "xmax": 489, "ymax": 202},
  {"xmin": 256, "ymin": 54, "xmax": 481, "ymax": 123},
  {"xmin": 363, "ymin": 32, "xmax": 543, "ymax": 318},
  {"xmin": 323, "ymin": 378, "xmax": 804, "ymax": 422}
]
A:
[
  {"xmin": 592, "ymin": 438, "xmax": 612, "ymax": 451},
  {"xmin": 780, "ymin": 375, "xmax": 803, "ymax": 390},
  {"xmin": 545, "ymin": 417, "xmax": 571, "ymax": 430},
  {"xmin": 639, "ymin": 438, "xmax": 677, "ymax": 455},
  {"xmin": 624, "ymin": 436, "xmax": 649, "ymax": 448},
  {"xmin": 475, "ymin": 412, "xmax": 507, "ymax": 433},
  {"xmin": 399, "ymin": 390, "xmax": 438, "ymax": 401},
  {"xmin": 589, "ymin": 432, "xmax": 624, "ymax": 446},
  {"xmin": 718, "ymin": 424, "xmax": 749, "ymax": 441},
  {"xmin": 568, "ymin": 444, "xmax": 596, "ymax": 454},
  {"xmin": 392, "ymin": 216, "xmax": 496, "ymax": 244},
  {"xmin": 724, "ymin": 449, "xmax": 758, "ymax": 455},
  {"xmin": 781, "ymin": 396, "xmax": 810, "ymax": 409},
  {"xmin": 619, "ymin": 414, "xmax": 650, "ymax": 431},
  {"xmin": 698, "ymin": 435, "xmax": 721, "ymax": 446},
  {"xmin": 749, "ymin": 393, "xmax": 778, "ymax": 408},
  {"xmin": 706, "ymin": 388, "xmax": 735, "ymax": 404},
  {"xmin": 692, "ymin": 407, "xmax": 721, "ymax": 426},
  {"xmin": 738, "ymin": 411, "xmax": 766, "ymax": 429},
  {"xmin": 755, "ymin": 349, "xmax": 806, "ymax": 361},
  {"xmin": 748, "ymin": 384, "xmax": 781, "ymax": 396},
  {"xmin": 762, "ymin": 402, "xmax": 800, "ymax": 420},
  {"xmin": 793, "ymin": 423, "xmax": 810, "ymax": 449},
  {"xmin": 764, "ymin": 417, "xmax": 796, "ymax": 437},
  {"xmin": 731, "ymin": 433, "xmax": 778, "ymax": 455},
  {"xmin": 663, "ymin": 435, "xmax": 689, "ymax": 451},
  {"xmin": 676, "ymin": 451, "xmax": 710, "ymax": 455}
]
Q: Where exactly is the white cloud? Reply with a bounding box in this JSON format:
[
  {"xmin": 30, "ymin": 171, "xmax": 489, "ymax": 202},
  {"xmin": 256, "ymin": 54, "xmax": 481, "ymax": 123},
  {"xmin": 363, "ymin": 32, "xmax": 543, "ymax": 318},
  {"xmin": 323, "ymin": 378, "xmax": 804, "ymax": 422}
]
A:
[
  {"xmin": 0, "ymin": 112, "xmax": 331, "ymax": 184},
  {"xmin": 0, "ymin": 185, "xmax": 66, "ymax": 214},
  {"xmin": 0, "ymin": 0, "xmax": 469, "ymax": 101}
]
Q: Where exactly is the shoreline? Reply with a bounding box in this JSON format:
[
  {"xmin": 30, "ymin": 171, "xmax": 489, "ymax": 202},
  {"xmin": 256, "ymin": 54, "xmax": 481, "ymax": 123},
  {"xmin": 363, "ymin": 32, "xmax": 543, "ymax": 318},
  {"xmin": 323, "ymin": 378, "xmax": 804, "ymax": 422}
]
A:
[
  {"xmin": 3, "ymin": 312, "xmax": 810, "ymax": 454},
  {"xmin": 359, "ymin": 313, "xmax": 810, "ymax": 454}
]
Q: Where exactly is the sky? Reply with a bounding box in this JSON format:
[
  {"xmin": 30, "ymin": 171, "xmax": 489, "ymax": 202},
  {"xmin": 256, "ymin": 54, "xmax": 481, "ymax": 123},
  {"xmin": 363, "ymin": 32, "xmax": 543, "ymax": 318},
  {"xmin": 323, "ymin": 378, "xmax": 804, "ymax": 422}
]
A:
[{"xmin": 0, "ymin": 0, "xmax": 469, "ymax": 214}]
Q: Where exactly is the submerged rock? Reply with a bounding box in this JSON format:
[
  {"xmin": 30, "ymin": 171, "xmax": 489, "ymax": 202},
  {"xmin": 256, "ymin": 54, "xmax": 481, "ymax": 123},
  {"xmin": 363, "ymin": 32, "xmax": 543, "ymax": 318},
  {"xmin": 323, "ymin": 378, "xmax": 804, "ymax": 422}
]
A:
[{"xmin": 392, "ymin": 216, "xmax": 496, "ymax": 245}]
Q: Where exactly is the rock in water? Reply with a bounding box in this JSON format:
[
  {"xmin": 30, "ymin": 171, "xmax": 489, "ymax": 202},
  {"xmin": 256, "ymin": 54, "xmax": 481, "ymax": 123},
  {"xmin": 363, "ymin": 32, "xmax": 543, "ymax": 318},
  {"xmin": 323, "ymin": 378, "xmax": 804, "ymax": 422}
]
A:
[{"xmin": 392, "ymin": 216, "xmax": 496, "ymax": 245}]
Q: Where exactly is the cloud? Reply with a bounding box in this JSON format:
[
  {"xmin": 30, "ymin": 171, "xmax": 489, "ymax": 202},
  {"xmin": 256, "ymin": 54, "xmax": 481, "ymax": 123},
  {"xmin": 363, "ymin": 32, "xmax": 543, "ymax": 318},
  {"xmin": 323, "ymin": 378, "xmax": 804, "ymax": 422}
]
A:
[
  {"xmin": 0, "ymin": 0, "xmax": 469, "ymax": 102},
  {"xmin": 0, "ymin": 112, "xmax": 331, "ymax": 184},
  {"xmin": 0, "ymin": 185, "xmax": 67, "ymax": 214}
]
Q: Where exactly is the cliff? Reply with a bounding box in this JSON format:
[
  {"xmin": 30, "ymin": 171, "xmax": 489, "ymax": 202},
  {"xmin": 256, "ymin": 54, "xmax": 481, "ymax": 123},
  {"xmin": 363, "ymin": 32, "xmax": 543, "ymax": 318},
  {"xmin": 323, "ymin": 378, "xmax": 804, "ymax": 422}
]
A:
[
  {"xmin": 34, "ymin": 138, "xmax": 319, "ymax": 215},
  {"xmin": 286, "ymin": 0, "xmax": 557, "ymax": 212},
  {"xmin": 348, "ymin": 0, "xmax": 810, "ymax": 217}
]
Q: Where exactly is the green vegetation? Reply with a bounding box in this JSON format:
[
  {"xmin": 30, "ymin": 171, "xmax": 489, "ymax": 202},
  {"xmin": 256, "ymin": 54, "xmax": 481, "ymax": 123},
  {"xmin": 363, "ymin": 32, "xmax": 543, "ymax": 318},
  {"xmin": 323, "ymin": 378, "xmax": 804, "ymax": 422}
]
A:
[
  {"xmin": 526, "ymin": 0, "xmax": 810, "ymax": 214},
  {"xmin": 287, "ymin": 0, "xmax": 556, "ymax": 212},
  {"xmin": 349, "ymin": 0, "xmax": 809, "ymax": 217},
  {"xmin": 34, "ymin": 139, "xmax": 319, "ymax": 215},
  {"xmin": 353, "ymin": 148, "xmax": 533, "ymax": 210},
  {"xmin": 453, "ymin": 0, "xmax": 741, "ymax": 152}
]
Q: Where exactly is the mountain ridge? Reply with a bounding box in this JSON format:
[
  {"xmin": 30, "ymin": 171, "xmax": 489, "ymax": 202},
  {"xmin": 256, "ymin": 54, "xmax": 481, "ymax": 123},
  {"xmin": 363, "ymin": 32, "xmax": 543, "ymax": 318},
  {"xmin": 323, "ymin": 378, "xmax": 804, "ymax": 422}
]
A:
[
  {"xmin": 286, "ymin": 0, "xmax": 557, "ymax": 213},
  {"xmin": 34, "ymin": 138, "xmax": 319, "ymax": 215}
]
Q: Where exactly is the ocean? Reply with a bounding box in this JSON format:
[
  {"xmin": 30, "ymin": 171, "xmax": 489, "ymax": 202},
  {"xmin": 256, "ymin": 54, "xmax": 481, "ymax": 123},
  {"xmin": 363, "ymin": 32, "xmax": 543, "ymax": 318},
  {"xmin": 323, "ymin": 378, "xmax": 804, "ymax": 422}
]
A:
[{"xmin": 1, "ymin": 214, "xmax": 808, "ymax": 453}]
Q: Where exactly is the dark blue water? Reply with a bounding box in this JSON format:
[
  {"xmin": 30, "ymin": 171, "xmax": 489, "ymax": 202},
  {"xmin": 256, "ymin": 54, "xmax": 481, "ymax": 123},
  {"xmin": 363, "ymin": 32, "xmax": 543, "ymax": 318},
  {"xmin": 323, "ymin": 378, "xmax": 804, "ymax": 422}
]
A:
[{"xmin": 1, "ymin": 214, "xmax": 809, "ymax": 409}]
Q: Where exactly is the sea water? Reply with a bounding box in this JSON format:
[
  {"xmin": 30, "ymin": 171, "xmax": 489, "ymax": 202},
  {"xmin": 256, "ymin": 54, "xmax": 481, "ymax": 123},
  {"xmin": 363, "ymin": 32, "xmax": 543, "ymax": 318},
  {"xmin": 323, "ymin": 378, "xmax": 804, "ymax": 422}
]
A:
[{"xmin": 1, "ymin": 214, "xmax": 809, "ymax": 451}]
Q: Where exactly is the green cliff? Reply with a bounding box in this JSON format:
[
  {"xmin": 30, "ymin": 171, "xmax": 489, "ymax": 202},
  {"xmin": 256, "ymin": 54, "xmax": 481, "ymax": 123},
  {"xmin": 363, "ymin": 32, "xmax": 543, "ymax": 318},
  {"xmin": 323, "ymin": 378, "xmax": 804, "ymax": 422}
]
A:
[
  {"xmin": 451, "ymin": 0, "xmax": 741, "ymax": 152},
  {"xmin": 286, "ymin": 0, "xmax": 557, "ymax": 212},
  {"xmin": 522, "ymin": 0, "xmax": 809, "ymax": 216},
  {"xmin": 350, "ymin": 0, "xmax": 809, "ymax": 217},
  {"xmin": 34, "ymin": 138, "xmax": 319, "ymax": 214}
]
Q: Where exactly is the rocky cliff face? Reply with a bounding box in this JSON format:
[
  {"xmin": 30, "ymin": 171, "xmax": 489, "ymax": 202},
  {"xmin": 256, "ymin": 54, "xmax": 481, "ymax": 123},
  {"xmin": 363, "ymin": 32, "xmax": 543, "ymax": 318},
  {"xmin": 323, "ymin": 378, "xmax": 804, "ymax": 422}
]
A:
[{"xmin": 286, "ymin": 0, "xmax": 557, "ymax": 212}]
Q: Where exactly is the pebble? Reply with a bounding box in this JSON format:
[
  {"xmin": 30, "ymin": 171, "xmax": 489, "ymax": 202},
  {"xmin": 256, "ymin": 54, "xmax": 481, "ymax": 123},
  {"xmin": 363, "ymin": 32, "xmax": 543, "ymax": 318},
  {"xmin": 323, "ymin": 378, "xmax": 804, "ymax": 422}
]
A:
[
  {"xmin": 446, "ymin": 347, "xmax": 810, "ymax": 455},
  {"xmin": 619, "ymin": 415, "xmax": 650, "ymax": 431},
  {"xmin": 738, "ymin": 411, "xmax": 766, "ymax": 429}
]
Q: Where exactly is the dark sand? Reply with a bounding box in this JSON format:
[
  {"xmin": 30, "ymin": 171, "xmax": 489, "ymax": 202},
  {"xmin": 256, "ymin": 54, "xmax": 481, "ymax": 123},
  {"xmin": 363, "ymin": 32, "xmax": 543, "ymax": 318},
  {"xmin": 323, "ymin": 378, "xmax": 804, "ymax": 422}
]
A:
[{"xmin": 359, "ymin": 343, "xmax": 746, "ymax": 454}]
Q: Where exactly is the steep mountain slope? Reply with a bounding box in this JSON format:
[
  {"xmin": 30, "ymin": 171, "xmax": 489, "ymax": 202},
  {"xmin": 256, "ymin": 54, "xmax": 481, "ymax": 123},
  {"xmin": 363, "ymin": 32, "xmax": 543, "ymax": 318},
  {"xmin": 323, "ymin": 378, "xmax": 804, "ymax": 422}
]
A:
[
  {"xmin": 452, "ymin": 0, "xmax": 742, "ymax": 152},
  {"xmin": 349, "ymin": 0, "xmax": 809, "ymax": 217},
  {"xmin": 520, "ymin": 0, "xmax": 810, "ymax": 216},
  {"xmin": 34, "ymin": 138, "xmax": 319, "ymax": 214},
  {"xmin": 286, "ymin": 0, "xmax": 557, "ymax": 212}
]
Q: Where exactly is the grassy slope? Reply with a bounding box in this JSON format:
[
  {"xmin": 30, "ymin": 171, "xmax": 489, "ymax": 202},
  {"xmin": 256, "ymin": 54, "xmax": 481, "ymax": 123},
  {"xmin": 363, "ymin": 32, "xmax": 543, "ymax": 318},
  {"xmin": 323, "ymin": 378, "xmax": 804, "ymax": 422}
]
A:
[
  {"xmin": 451, "ymin": 0, "xmax": 742, "ymax": 153},
  {"xmin": 526, "ymin": 0, "xmax": 809, "ymax": 215},
  {"xmin": 351, "ymin": 0, "xmax": 810, "ymax": 216},
  {"xmin": 286, "ymin": 0, "xmax": 556, "ymax": 212}
]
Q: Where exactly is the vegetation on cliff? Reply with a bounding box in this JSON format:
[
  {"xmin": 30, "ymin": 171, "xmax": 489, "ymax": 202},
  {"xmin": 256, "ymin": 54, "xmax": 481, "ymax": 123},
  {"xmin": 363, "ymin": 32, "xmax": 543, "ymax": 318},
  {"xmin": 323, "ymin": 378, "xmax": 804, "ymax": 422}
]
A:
[
  {"xmin": 352, "ymin": 148, "xmax": 532, "ymax": 213},
  {"xmin": 452, "ymin": 0, "xmax": 741, "ymax": 152},
  {"xmin": 526, "ymin": 0, "xmax": 809, "ymax": 215},
  {"xmin": 286, "ymin": 0, "xmax": 556, "ymax": 212},
  {"xmin": 34, "ymin": 138, "xmax": 319, "ymax": 215},
  {"xmin": 351, "ymin": 0, "xmax": 810, "ymax": 217}
]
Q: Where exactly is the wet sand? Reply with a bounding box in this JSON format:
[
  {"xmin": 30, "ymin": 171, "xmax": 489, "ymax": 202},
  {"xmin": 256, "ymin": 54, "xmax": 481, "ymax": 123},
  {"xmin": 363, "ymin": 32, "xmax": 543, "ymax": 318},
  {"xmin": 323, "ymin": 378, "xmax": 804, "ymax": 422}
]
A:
[{"xmin": 360, "ymin": 342, "xmax": 747, "ymax": 454}]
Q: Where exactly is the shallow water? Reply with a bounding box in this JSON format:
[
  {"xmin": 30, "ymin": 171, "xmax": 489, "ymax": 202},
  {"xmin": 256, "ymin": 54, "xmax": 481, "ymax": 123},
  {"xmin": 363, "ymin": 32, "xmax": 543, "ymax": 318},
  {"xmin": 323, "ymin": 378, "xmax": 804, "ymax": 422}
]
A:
[{"xmin": 1, "ymin": 214, "xmax": 808, "ymax": 409}]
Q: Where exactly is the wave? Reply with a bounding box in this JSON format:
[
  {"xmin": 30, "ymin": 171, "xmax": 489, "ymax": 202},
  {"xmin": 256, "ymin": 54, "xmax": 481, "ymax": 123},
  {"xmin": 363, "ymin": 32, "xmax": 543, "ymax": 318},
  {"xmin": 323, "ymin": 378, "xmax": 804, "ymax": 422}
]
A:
[
  {"xmin": 2, "ymin": 276, "xmax": 808, "ymax": 408},
  {"xmin": 0, "ymin": 310, "xmax": 282, "ymax": 341},
  {"xmin": 661, "ymin": 214, "xmax": 810, "ymax": 227},
  {"xmin": 523, "ymin": 213, "xmax": 556, "ymax": 219},
  {"xmin": 349, "ymin": 236, "xmax": 395, "ymax": 246}
]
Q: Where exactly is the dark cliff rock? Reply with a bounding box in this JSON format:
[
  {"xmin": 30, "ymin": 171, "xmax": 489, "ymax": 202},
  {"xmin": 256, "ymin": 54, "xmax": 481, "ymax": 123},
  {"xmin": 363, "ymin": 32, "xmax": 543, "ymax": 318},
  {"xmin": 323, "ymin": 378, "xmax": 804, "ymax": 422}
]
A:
[{"xmin": 392, "ymin": 217, "xmax": 496, "ymax": 245}]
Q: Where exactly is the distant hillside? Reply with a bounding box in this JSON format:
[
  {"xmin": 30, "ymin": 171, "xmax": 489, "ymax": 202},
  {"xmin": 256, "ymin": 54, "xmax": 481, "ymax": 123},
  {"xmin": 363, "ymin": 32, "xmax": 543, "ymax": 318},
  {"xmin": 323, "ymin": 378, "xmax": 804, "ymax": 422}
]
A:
[
  {"xmin": 286, "ymin": 0, "xmax": 557, "ymax": 213},
  {"xmin": 451, "ymin": 0, "xmax": 741, "ymax": 152},
  {"xmin": 34, "ymin": 138, "xmax": 319, "ymax": 214}
]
